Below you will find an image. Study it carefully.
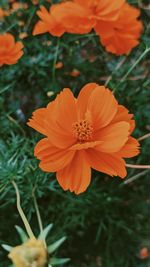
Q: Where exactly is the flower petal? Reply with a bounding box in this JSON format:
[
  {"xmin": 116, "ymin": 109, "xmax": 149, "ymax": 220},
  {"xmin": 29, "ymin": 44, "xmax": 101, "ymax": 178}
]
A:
[
  {"xmin": 33, "ymin": 6, "xmax": 65, "ymax": 37},
  {"xmin": 33, "ymin": 21, "xmax": 48, "ymax": 35},
  {"xmin": 95, "ymin": 3, "xmax": 143, "ymax": 55},
  {"xmin": 51, "ymin": 2, "xmax": 95, "ymax": 34},
  {"xmin": 70, "ymin": 141, "xmax": 102, "ymax": 150},
  {"xmin": 45, "ymin": 89, "xmax": 77, "ymax": 148},
  {"xmin": 96, "ymin": 0, "xmax": 125, "ymax": 21},
  {"xmin": 77, "ymin": 83, "xmax": 98, "ymax": 118},
  {"xmin": 56, "ymin": 151, "xmax": 91, "ymax": 194},
  {"xmin": 111, "ymin": 105, "xmax": 135, "ymax": 133},
  {"xmin": 115, "ymin": 136, "xmax": 140, "ymax": 158},
  {"xmin": 94, "ymin": 122, "xmax": 130, "ymax": 153},
  {"xmin": 27, "ymin": 108, "xmax": 47, "ymax": 135},
  {"xmin": 88, "ymin": 86, "xmax": 118, "ymax": 130},
  {"xmin": 34, "ymin": 138, "xmax": 75, "ymax": 172},
  {"xmin": 86, "ymin": 149, "xmax": 127, "ymax": 178}
]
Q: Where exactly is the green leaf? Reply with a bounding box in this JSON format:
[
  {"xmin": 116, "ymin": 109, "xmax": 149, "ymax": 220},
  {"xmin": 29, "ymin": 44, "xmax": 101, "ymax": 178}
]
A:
[
  {"xmin": 38, "ymin": 223, "xmax": 53, "ymax": 241},
  {"xmin": 48, "ymin": 237, "xmax": 67, "ymax": 254},
  {"xmin": 49, "ymin": 257, "xmax": 70, "ymax": 265},
  {"xmin": 15, "ymin": 225, "xmax": 28, "ymax": 243},
  {"xmin": 1, "ymin": 244, "xmax": 13, "ymax": 252}
]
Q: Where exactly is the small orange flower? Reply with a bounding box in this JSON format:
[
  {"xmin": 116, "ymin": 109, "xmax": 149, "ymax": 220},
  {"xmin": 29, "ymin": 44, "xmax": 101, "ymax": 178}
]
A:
[
  {"xmin": 11, "ymin": 2, "xmax": 28, "ymax": 11},
  {"xmin": 0, "ymin": 33, "xmax": 24, "ymax": 67},
  {"xmin": 31, "ymin": 0, "xmax": 39, "ymax": 5},
  {"xmin": 95, "ymin": 3, "xmax": 143, "ymax": 55},
  {"xmin": 19, "ymin": 32, "xmax": 28, "ymax": 39},
  {"xmin": 28, "ymin": 83, "xmax": 140, "ymax": 194},
  {"xmin": 55, "ymin": 61, "xmax": 63, "ymax": 69},
  {"xmin": 69, "ymin": 69, "xmax": 81, "ymax": 77},
  {"xmin": 18, "ymin": 20, "xmax": 25, "ymax": 26}
]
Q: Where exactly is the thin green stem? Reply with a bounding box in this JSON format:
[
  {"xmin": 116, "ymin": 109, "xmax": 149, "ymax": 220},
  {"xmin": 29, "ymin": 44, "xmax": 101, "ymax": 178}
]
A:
[
  {"xmin": 122, "ymin": 170, "xmax": 149, "ymax": 185},
  {"xmin": 33, "ymin": 193, "xmax": 43, "ymax": 235},
  {"xmin": 120, "ymin": 46, "xmax": 150, "ymax": 82},
  {"xmin": 105, "ymin": 57, "xmax": 126, "ymax": 86},
  {"xmin": 24, "ymin": 7, "xmax": 36, "ymax": 32},
  {"xmin": 6, "ymin": 115, "xmax": 25, "ymax": 136},
  {"xmin": 52, "ymin": 38, "xmax": 60, "ymax": 82},
  {"xmin": 12, "ymin": 180, "xmax": 35, "ymax": 239},
  {"xmin": 138, "ymin": 133, "xmax": 150, "ymax": 141},
  {"xmin": 126, "ymin": 164, "xmax": 150, "ymax": 169}
]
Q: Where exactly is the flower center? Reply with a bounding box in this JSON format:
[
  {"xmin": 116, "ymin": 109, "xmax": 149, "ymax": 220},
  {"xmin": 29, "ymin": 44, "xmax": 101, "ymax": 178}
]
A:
[{"xmin": 72, "ymin": 119, "xmax": 93, "ymax": 142}]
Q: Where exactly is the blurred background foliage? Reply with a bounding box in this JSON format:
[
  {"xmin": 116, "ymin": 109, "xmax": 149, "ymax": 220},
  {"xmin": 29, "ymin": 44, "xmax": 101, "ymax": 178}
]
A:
[{"xmin": 0, "ymin": 0, "xmax": 150, "ymax": 266}]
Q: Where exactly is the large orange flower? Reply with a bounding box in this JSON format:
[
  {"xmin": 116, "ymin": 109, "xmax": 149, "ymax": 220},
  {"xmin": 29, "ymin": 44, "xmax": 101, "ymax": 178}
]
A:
[
  {"xmin": 33, "ymin": 0, "xmax": 125, "ymax": 36},
  {"xmin": 28, "ymin": 83, "xmax": 140, "ymax": 194},
  {"xmin": 0, "ymin": 33, "xmax": 24, "ymax": 67},
  {"xmin": 95, "ymin": 3, "xmax": 143, "ymax": 55}
]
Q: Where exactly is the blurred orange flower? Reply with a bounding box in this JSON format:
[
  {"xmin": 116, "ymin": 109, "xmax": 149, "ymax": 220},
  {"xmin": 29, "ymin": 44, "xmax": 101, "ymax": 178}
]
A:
[
  {"xmin": 95, "ymin": 3, "xmax": 143, "ymax": 55},
  {"xmin": 55, "ymin": 61, "xmax": 63, "ymax": 69},
  {"xmin": 69, "ymin": 69, "xmax": 81, "ymax": 77},
  {"xmin": 0, "ymin": 8, "xmax": 6, "ymax": 20},
  {"xmin": 18, "ymin": 20, "xmax": 25, "ymax": 26},
  {"xmin": 33, "ymin": 0, "xmax": 125, "ymax": 35},
  {"xmin": 139, "ymin": 247, "xmax": 149, "ymax": 259},
  {"xmin": 33, "ymin": 0, "xmax": 143, "ymax": 55},
  {"xmin": 31, "ymin": 0, "xmax": 39, "ymax": 5},
  {"xmin": 11, "ymin": 2, "xmax": 28, "ymax": 11},
  {"xmin": 19, "ymin": 32, "xmax": 28, "ymax": 39},
  {"xmin": 0, "ymin": 8, "xmax": 9, "ymax": 20},
  {"xmin": 28, "ymin": 83, "xmax": 140, "ymax": 194},
  {"xmin": 0, "ymin": 33, "xmax": 24, "ymax": 67}
]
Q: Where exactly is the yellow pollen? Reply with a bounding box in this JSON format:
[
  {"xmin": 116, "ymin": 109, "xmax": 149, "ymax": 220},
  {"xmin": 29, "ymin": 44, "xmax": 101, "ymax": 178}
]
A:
[{"xmin": 72, "ymin": 119, "xmax": 93, "ymax": 142}]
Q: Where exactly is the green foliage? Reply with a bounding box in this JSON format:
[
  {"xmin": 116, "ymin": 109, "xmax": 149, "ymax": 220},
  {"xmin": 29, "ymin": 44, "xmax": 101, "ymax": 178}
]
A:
[{"xmin": 0, "ymin": 0, "xmax": 150, "ymax": 267}]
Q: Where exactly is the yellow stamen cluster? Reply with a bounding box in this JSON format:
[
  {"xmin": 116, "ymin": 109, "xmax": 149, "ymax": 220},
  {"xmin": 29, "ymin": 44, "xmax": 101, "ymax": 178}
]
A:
[{"xmin": 72, "ymin": 119, "xmax": 93, "ymax": 142}]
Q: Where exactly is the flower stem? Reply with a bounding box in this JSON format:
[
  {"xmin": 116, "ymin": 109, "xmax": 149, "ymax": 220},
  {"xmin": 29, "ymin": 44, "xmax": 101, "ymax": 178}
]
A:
[
  {"xmin": 138, "ymin": 133, "xmax": 150, "ymax": 141},
  {"xmin": 33, "ymin": 193, "xmax": 43, "ymax": 235},
  {"xmin": 11, "ymin": 180, "xmax": 35, "ymax": 239},
  {"xmin": 120, "ymin": 46, "xmax": 150, "ymax": 82},
  {"xmin": 52, "ymin": 38, "xmax": 60, "ymax": 82},
  {"xmin": 126, "ymin": 164, "xmax": 150, "ymax": 169},
  {"xmin": 122, "ymin": 170, "xmax": 149, "ymax": 185}
]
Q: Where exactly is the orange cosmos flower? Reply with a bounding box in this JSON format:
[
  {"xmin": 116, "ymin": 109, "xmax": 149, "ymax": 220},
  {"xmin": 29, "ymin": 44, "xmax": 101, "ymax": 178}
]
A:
[
  {"xmin": 95, "ymin": 3, "xmax": 143, "ymax": 55},
  {"xmin": 33, "ymin": 0, "xmax": 125, "ymax": 36},
  {"xmin": 0, "ymin": 33, "xmax": 24, "ymax": 67},
  {"xmin": 28, "ymin": 83, "xmax": 140, "ymax": 194}
]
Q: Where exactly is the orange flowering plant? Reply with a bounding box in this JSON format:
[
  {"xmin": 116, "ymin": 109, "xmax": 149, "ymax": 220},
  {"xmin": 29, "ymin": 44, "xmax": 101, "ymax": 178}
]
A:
[
  {"xmin": 33, "ymin": 0, "xmax": 143, "ymax": 55},
  {"xmin": 0, "ymin": 33, "xmax": 24, "ymax": 67},
  {"xmin": 28, "ymin": 83, "xmax": 140, "ymax": 194}
]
